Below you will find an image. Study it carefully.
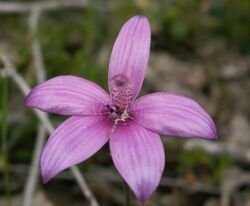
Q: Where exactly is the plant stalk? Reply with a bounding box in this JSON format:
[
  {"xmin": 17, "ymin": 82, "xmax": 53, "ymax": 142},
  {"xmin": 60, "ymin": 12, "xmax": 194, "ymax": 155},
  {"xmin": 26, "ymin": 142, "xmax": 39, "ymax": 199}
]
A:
[
  {"xmin": 124, "ymin": 182, "xmax": 131, "ymax": 206},
  {"xmin": 1, "ymin": 75, "xmax": 11, "ymax": 206}
]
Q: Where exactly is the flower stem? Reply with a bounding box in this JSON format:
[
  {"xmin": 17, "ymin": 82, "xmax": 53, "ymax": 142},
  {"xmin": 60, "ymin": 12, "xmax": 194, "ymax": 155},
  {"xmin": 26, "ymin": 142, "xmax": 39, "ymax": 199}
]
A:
[
  {"xmin": 124, "ymin": 182, "xmax": 131, "ymax": 206},
  {"xmin": 1, "ymin": 75, "xmax": 11, "ymax": 205}
]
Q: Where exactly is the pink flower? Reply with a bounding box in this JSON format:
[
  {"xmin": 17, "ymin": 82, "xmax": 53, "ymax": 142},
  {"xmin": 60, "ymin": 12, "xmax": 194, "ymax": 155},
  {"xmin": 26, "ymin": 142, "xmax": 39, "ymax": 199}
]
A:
[{"xmin": 25, "ymin": 16, "xmax": 217, "ymax": 203}]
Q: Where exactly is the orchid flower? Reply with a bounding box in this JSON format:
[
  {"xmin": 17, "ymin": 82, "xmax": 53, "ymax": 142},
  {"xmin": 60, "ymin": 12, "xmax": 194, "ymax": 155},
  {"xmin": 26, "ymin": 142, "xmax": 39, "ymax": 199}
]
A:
[{"xmin": 25, "ymin": 15, "xmax": 217, "ymax": 203}]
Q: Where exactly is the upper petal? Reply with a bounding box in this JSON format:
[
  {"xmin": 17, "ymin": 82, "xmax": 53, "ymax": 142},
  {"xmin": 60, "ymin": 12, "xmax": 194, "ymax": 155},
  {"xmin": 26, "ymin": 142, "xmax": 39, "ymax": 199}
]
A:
[
  {"xmin": 25, "ymin": 75, "xmax": 110, "ymax": 116},
  {"xmin": 108, "ymin": 15, "xmax": 151, "ymax": 99},
  {"xmin": 130, "ymin": 92, "xmax": 217, "ymax": 139},
  {"xmin": 41, "ymin": 116, "xmax": 113, "ymax": 183},
  {"xmin": 110, "ymin": 122, "xmax": 165, "ymax": 203}
]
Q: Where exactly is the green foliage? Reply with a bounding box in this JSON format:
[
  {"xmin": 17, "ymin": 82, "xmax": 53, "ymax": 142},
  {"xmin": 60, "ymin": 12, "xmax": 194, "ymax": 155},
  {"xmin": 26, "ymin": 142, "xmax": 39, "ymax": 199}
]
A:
[
  {"xmin": 217, "ymin": 0, "xmax": 250, "ymax": 53},
  {"xmin": 39, "ymin": 8, "xmax": 107, "ymax": 85},
  {"xmin": 0, "ymin": 15, "xmax": 31, "ymax": 70},
  {"xmin": 160, "ymin": 0, "xmax": 250, "ymax": 53},
  {"xmin": 177, "ymin": 147, "xmax": 232, "ymax": 184}
]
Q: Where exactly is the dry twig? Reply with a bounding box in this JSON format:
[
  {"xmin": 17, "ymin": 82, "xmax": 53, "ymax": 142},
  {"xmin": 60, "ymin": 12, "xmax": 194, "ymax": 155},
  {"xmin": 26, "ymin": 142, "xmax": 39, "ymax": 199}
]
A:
[
  {"xmin": 184, "ymin": 139, "xmax": 250, "ymax": 163},
  {"xmin": 0, "ymin": 0, "xmax": 90, "ymax": 13},
  {"xmin": 23, "ymin": 125, "xmax": 46, "ymax": 206},
  {"xmin": 4, "ymin": 164, "xmax": 221, "ymax": 196},
  {"xmin": 23, "ymin": 9, "xmax": 46, "ymax": 206},
  {"xmin": 221, "ymin": 168, "xmax": 250, "ymax": 206},
  {"xmin": 1, "ymin": 54, "xmax": 100, "ymax": 206}
]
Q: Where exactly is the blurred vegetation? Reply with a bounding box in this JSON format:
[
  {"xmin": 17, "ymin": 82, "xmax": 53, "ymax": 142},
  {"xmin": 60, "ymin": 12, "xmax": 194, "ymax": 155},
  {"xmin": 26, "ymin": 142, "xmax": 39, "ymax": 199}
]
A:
[
  {"xmin": 0, "ymin": 0, "xmax": 250, "ymax": 199},
  {"xmin": 158, "ymin": 0, "xmax": 250, "ymax": 54},
  {"xmin": 177, "ymin": 147, "xmax": 232, "ymax": 185}
]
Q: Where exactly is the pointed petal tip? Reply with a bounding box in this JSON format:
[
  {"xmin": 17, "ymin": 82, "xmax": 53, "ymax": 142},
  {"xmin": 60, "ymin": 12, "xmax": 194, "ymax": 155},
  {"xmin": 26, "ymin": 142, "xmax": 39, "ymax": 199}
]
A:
[
  {"xmin": 24, "ymin": 93, "xmax": 36, "ymax": 109},
  {"xmin": 206, "ymin": 121, "xmax": 218, "ymax": 140},
  {"xmin": 209, "ymin": 129, "xmax": 218, "ymax": 140},
  {"xmin": 42, "ymin": 174, "xmax": 50, "ymax": 184},
  {"xmin": 212, "ymin": 131, "xmax": 218, "ymax": 140},
  {"xmin": 24, "ymin": 92, "xmax": 31, "ymax": 107},
  {"xmin": 137, "ymin": 192, "xmax": 151, "ymax": 205},
  {"xmin": 122, "ymin": 15, "xmax": 150, "ymax": 32},
  {"xmin": 138, "ymin": 198, "xmax": 146, "ymax": 205},
  {"xmin": 23, "ymin": 92, "xmax": 43, "ymax": 110},
  {"xmin": 183, "ymin": 120, "xmax": 218, "ymax": 140},
  {"xmin": 41, "ymin": 158, "xmax": 54, "ymax": 184},
  {"xmin": 128, "ymin": 15, "xmax": 150, "ymax": 31},
  {"xmin": 134, "ymin": 15, "xmax": 146, "ymax": 18},
  {"xmin": 131, "ymin": 15, "xmax": 149, "ymax": 22},
  {"xmin": 40, "ymin": 159, "xmax": 60, "ymax": 184},
  {"xmin": 203, "ymin": 134, "xmax": 217, "ymax": 141},
  {"xmin": 126, "ymin": 181, "xmax": 158, "ymax": 204}
]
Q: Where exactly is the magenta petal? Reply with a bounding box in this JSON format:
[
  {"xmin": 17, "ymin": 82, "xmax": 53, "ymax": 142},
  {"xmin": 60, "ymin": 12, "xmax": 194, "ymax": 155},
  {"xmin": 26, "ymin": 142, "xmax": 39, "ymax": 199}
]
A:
[
  {"xmin": 130, "ymin": 92, "xmax": 217, "ymax": 139},
  {"xmin": 25, "ymin": 75, "xmax": 110, "ymax": 116},
  {"xmin": 108, "ymin": 15, "xmax": 151, "ymax": 99},
  {"xmin": 41, "ymin": 116, "xmax": 112, "ymax": 183},
  {"xmin": 110, "ymin": 122, "xmax": 165, "ymax": 203}
]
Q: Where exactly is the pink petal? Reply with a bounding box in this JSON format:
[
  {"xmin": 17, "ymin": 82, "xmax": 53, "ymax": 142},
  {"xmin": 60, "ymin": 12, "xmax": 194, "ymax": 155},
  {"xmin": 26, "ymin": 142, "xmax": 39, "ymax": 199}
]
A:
[
  {"xmin": 108, "ymin": 15, "xmax": 151, "ymax": 99},
  {"xmin": 110, "ymin": 122, "xmax": 165, "ymax": 203},
  {"xmin": 25, "ymin": 76, "xmax": 110, "ymax": 116},
  {"xmin": 130, "ymin": 92, "xmax": 217, "ymax": 139},
  {"xmin": 41, "ymin": 116, "xmax": 112, "ymax": 183}
]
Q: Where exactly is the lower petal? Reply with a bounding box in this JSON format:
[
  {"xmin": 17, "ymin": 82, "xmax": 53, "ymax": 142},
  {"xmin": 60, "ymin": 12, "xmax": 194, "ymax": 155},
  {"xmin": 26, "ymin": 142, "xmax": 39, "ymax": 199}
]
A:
[
  {"xmin": 41, "ymin": 116, "xmax": 113, "ymax": 183},
  {"xmin": 110, "ymin": 122, "xmax": 165, "ymax": 203}
]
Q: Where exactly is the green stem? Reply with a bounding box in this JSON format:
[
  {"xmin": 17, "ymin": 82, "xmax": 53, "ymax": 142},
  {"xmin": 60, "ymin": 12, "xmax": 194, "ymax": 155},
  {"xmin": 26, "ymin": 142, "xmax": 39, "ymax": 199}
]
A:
[
  {"xmin": 124, "ymin": 182, "xmax": 131, "ymax": 206},
  {"xmin": 1, "ymin": 76, "xmax": 11, "ymax": 206}
]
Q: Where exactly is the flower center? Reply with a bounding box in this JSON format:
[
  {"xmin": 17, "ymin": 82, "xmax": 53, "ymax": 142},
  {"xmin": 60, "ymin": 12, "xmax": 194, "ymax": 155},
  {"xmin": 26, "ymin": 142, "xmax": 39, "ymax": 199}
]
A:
[
  {"xmin": 106, "ymin": 74, "xmax": 134, "ymax": 124},
  {"xmin": 109, "ymin": 74, "xmax": 133, "ymax": 110},
  {"xmin": 105, "ymin": 104, "xmax": 130, "ymax": 123}
]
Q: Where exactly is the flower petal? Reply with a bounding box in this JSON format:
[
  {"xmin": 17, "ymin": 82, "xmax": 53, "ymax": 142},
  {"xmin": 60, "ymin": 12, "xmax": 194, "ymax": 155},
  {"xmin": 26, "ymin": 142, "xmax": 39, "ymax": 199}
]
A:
[
  {"xmin": 110, "ymin": 122, "xmax": 165, "ymax": 203},
  {"xmin": 25, "ymin": 75, "xmax": 110, "ymax": 116},
  {"xmin": 130, "ymin": 92, "xmax": 217, "ymax": 139},
  {"xmin": 108, "ymin": 15, "xmax": 151, "ymax": 99},
  {"xmin": 41, "ymin": 116, "xmax": 112, "ymax": 183}
]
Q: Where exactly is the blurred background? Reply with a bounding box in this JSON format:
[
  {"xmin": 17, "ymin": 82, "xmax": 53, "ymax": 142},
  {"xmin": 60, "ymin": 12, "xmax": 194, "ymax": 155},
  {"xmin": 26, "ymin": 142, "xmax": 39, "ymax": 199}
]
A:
[{"xmin": 0, "ymin": 0, "xmax": 250, "ymax": 205}]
